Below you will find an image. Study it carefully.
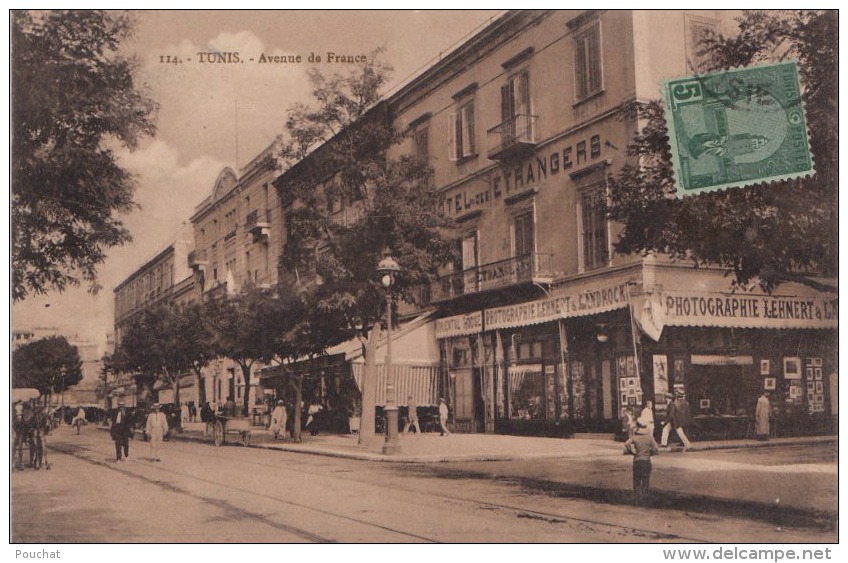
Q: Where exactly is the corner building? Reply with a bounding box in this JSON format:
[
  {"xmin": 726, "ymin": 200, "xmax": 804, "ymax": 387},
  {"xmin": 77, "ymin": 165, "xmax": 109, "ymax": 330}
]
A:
[{"xmin": 386, "ymin": 10, "xmax": 836, "ymax": 437}]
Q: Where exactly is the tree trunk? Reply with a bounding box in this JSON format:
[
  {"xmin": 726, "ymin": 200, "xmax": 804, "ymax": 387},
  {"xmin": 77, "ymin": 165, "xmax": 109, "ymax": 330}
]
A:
[
  {"xmin": 137, "ymin": 374, "xmax": 155, "ymax": 405},
  {"xmin": 358, "ymin": 323, "xmax": 381, "ymax": 445},
  {"xmin": 292, "ymin": 375, "xmax": 303, "ymax": 443},
  {"xmin": 240, "ymin": 362, "xmax": 253, "ymax": 416},
  {"xmin": 173, "ymin": 375, "xmax": 181, "ymax": 430},
  {"xmin": 193, "ymin": 366, "xmax": 207, "ymax": 405}
]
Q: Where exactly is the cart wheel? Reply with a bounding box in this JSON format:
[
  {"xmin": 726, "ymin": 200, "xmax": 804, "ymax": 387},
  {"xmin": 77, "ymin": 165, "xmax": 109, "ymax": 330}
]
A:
[{"xmin": 213, "ymin": 420, "xmax": 224, "ymax": 447}]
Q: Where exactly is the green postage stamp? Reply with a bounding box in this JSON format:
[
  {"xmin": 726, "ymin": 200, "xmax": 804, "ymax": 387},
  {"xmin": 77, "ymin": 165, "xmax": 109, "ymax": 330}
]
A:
[{"xmin": 662, "ymin": 61, "xmax": 813, "ymax": 197}]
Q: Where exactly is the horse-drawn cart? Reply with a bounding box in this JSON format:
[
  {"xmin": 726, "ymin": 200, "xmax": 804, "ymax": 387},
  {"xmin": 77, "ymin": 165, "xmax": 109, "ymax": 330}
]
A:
[{"xmin": 211, "ymin": 415, "xmax": 251, "ymax": 447}]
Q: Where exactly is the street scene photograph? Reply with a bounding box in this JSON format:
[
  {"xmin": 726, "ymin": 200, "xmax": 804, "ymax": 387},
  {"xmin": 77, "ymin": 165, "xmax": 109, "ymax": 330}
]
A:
[{"xmin": 9, "ymin": 8, "xmax": 839, "ymax": 551}]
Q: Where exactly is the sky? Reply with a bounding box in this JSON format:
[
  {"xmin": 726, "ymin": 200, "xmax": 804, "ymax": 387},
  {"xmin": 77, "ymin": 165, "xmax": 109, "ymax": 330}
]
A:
[{"xmin": 10, "ymin": 10, "xmax": 501, "ymax": 349}]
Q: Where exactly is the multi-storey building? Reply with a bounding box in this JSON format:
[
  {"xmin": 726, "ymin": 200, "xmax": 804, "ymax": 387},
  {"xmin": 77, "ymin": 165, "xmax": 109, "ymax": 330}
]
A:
[
  {"xmin": 114, "ymin": 10, "xmax": 837, "ymax": 438},
  {"xmin": 381, "ymin": 10, "xmax": 836, "ymax": 437},
  {"xmin": 188, "ymin": 137, "xmax": 286, "ymax": 411},
  {"xmin": 109, "ymin": 224, "xmax": 198, "ymax": 408}
]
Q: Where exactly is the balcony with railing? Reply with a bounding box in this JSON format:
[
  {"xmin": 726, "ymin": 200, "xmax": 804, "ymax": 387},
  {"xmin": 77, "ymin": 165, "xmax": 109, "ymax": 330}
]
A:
[
  {"xmin": 187, "ymin": 249, "xmax": 208, "ymax": 272},
  {"xmin": 487, "ymin": 114, "xmax": 537, "ymax": 161},
  {"xmin": 430, "ymin": 252, "xmax": 553, "ymax": 303},
  {"xmin": 245, "ymin": 208, "xmax": 272, "ymax": 242}
]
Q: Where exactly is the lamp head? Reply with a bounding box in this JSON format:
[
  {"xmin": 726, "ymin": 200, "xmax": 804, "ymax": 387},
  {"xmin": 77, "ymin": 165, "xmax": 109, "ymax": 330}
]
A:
[{"xmin": 377, "ymin": 254, "xmax": 400, "ymax": 288}]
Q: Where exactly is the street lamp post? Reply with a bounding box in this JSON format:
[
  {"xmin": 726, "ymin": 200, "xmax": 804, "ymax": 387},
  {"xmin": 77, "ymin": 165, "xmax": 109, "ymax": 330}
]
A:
[
  {"xmin": 377, "ymin": 254, "xmax": 401, "ymax": 455},
  {"xmin": 59, "ymin": 365, "xmax": 67, "ymax": 411}
]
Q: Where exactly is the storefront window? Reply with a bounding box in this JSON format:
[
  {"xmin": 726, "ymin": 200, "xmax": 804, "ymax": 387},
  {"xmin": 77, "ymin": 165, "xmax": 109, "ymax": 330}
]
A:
[{"xmin": 509, "ymin": 364, "xmax": 545, "ymax": 420}]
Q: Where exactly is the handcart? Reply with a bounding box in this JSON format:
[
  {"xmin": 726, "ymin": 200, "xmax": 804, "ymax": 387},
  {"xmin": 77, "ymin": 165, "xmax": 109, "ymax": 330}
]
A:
[{"xmin": 211, "ymin": 415, "xmax": 252, "ymax": 447}]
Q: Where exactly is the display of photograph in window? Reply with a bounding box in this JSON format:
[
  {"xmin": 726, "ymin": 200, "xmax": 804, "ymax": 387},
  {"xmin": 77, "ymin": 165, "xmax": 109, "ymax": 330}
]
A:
[{"xmin": 508, "ymin": 364, "xmax": 546, "ymax": 420}]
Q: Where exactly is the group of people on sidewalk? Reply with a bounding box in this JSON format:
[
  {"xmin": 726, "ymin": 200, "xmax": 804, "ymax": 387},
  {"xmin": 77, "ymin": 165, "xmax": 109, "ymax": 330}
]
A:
[
  {"xmin": 622, "ymin": 389, "xmax": 773, "ymax": 503},
  {"xmin": 402, "ymin": 396, "xmax": 451, "ymax": 437}
]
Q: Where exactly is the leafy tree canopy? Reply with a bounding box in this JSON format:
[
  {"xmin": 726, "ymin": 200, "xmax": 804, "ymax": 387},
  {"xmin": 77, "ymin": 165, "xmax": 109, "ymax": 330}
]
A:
[
  {"xmin": 12, "ymin": 336, "xmax": 83, "ymax": 395},
  {"xmin": 279, "ymin": 52, "xmax": 457, "ymax": 336},
  {"xmin": 12, "ymin": 10, "xmax": 158, "ymax": 301},
  {"xmin": 607, "ymin": 10, "xmax": 836, "ymax": 293}
]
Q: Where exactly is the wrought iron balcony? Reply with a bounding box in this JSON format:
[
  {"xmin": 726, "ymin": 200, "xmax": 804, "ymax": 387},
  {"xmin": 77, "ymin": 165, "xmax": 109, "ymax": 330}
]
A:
[
  {"xmin": 430, "ymin": 252, "xmax": 553, "ymax": 303},
  {"xmin": 487, "ymin": 114, "xmax": 537, "ymax": 161},
  {"xmin": 245, "ymin": 209, "xmax": 272, "ymax": 242}
]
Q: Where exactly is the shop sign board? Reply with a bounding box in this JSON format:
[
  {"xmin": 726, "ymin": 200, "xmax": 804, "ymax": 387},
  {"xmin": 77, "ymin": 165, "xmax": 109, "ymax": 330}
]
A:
[
  {"xmin": 485, "ymin": 281, "xmax": 630, "ymax": 331},
  {"xmin": 435, "ymin": 311, "xmax": 483, "ymax": 339},
  {"xmin": 661, "ymin": 291, "xmax": 837, "ymax": 330}
]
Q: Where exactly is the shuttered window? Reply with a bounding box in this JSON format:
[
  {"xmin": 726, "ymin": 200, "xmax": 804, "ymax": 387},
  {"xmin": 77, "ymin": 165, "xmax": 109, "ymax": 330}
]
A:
[
  {"xmin": 448, "ymin": 102, "xmax": 476, "ymax": 161},
  {"xmin": 575, "ymin": 22, "xmax": 602, "ymax": 100}
]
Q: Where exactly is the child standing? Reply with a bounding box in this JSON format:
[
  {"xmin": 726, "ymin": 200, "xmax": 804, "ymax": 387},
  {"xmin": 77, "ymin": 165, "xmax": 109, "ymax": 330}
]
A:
[{"xmin": 625, "ymin": 415, "xmax": 660, "ymax": 503}]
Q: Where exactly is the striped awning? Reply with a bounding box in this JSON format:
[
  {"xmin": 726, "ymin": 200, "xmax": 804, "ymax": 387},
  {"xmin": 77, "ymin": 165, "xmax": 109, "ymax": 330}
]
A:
[{"xmin": 351, "ymin": 363, "xmax": 440, "ymax": 407}]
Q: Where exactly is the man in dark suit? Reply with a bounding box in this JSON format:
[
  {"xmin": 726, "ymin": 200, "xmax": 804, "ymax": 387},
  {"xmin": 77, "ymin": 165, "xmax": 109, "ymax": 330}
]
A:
[{"xmin": 110, "ymin": 400, "xmax": 133, "ymax": 462}]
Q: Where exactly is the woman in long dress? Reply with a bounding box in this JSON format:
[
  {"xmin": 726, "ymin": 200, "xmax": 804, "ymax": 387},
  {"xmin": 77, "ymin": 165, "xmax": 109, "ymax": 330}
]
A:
[{"xmin": 640, "ymin": 399, "xmax": 655, "ymax": 438}]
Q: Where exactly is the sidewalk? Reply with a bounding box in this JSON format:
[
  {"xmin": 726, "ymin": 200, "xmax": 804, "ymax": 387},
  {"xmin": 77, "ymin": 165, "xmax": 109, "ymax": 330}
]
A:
[
  {"xmin": 121, "ymin": 423, "xmax": 838, "ymax": 528},
  {"xmin": 169, "ymin": 422, "xmax": 835, "ymax": 463}
]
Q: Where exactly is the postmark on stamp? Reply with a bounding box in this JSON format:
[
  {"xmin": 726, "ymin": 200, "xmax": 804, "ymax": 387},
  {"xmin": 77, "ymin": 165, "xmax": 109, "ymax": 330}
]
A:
[{"xmin": 662, "ymin": 61, "xmax": 813, "ymax": 198}]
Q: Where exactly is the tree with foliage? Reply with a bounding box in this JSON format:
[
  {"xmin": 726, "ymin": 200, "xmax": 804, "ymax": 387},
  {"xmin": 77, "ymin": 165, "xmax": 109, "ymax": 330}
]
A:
[
  {"xmin": 175, "ymin": 302, "xmax": 216, "ymax": 407},
  {"xmin": 262, "ymin": 275, "xmax": 354, "ymax": 443},
  {"xmin": 278, "ymin": 54, "xmax": 458, "ymax": 442},
  {"xmin": 206, "ymin": 286, "xmax": 285, "ymax": 416},
  {"xmin": 12, "ymin": 10, "xmax": 158, "ymax": 301},
  {"xmin": 111, "ymin": 306, "xmax": 190, "ymax": 416},
  {"xmin": 607, "ymin": 10, "xmax": 836, "ymax": 293},
  {"xmin": 12, "ymin": 336, "xmax": 83, "ymax": 398}
]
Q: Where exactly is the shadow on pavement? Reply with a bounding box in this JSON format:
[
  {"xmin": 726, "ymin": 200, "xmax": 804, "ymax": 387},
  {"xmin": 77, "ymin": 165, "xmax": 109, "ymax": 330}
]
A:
[{"xmin": 412, "ymin": 466, "xmax": 837, "ymax": 532}]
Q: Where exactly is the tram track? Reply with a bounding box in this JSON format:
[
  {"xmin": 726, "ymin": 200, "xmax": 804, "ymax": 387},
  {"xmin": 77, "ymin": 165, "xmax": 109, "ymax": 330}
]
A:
[{"xmin": 48, "ymin": 438, "xmax": 712, "ymax": 543}]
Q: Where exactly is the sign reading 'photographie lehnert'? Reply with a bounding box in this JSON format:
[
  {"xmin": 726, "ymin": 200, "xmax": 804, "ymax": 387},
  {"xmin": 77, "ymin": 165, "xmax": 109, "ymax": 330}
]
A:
[
  {"xmin": 661, "ymin": 291, "xmax": 837, "ymax": 329},
  {"xmin": 662, "ymin": 61, "xmax": 814, "ymax": 197}
]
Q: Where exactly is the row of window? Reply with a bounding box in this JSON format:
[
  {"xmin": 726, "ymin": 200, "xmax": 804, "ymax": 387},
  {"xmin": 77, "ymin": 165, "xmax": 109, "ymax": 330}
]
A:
[
  {"xmin": 414, "ymin": 21, "xmax": 603, "ymax": 164},
  {"xmin": 413, "ymin": 15, "xmax": 717, "ymax": 166},
  {"xmin": 455, "ymin": 182, "xmax": 608, "ymax": 277}
]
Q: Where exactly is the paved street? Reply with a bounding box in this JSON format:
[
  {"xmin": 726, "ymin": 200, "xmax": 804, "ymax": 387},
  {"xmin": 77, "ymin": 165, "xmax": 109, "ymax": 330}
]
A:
[{"xmin": 11, "ymin": 425, "xmax": 836, "ymax": 543}]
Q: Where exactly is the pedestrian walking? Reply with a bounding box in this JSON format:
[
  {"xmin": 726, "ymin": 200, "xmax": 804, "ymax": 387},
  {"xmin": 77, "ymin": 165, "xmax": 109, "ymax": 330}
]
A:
[
  {"xmin": 180, "ymin": 402, "xmax": 189, "ymax": 423},
  {"xmin": 755, "ymin": 391, "xmax": 771, "ymax": 441},
  {"xmin": 403, "ymin": 395, "xmax": 422, "ymax": 435},
  {"xmin": 189, "ymin": 402, "xmax": 197, "ymax": 423},
  {"xmin": 661, "ymin": 390, "xmax": 693, "ymax": 451},
  {"xmin": 72, "ymin": 407, "xmax": 87, "ymax": 434},
  {"xmin": 223, "ymin": 396, "xmax": 236, "ymax": 417},
  {"xmin": 305, "ymin": 400, "xmax": 323, "ymax": 435},
  {"xmin": 619, "ymin": 406, "xmax": 636, "ymax": 441},
  {"xmin": 624, "ymin": 415, "xmax": 660, "ymax": 503},
  {"xmin": 660, "ymin": 392, "xmax": 676, "ymax": 447},
  {"xmin": 270, "ymin": 400, "xmax": 288, "ymax": 440},
  {"xmin": 110, "ymin": 401, "xmax": 133, "ymax": 462},
  {"xmin": 640, "ymin": 398, "xmax": 656, "ymax": 438},
  {"xmin": 145, "ymin": 403, "xmax": 169, "ymax": 462},
  {"xmin": 438, "ymin": 398, "xmax": 451, "ymax": 436},
  {"xmin": 200, "ymin": 401, "xmax": 215, "ymax": 436}
]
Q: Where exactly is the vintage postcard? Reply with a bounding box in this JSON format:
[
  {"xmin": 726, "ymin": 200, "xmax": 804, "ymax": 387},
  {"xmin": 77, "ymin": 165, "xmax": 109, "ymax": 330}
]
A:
[{"xmin": 10, "ymin": 9, "xmax": 836, "ymax": 553}]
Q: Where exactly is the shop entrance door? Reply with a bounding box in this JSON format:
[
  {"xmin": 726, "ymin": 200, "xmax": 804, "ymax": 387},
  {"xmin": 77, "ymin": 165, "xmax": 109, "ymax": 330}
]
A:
[
  {"xmin": 453, "ymin": 368, "xmax": 474, "ymax": 433},
  {"xmin": 472, "ymin": 367, "xmax": 485, "ymax": 432}
]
